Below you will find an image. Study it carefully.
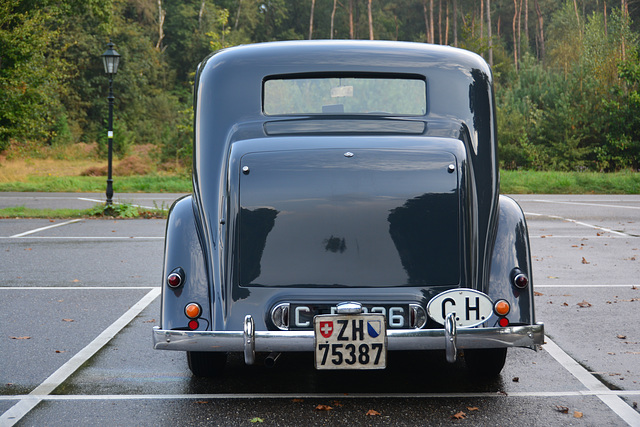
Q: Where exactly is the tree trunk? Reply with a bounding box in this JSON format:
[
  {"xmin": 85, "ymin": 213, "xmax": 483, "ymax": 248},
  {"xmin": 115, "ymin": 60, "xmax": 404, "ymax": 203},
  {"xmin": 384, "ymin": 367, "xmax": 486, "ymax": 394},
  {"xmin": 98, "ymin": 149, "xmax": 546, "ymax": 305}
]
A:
[
  {"xmin": 423, "ymin": 0, "xmax": 430, "ymax": 43},
  {"xmin": 234, "ymin": 0, "xmax": 242, "ymax": 30},
  {"xmin": 156, "ymin": 0, "xmax": 165, "ymax": 51},
  {"xmin": 512, "ymin": 0, "xmax": 518, "ymax": 70},
  {"xmin": 524, "ymin": 0, "xmax": 529, "ymax": 53},
  {"xmin": 368, "ymin": 0, "xmax": 374, "ymax": 40},
  {"xmin": 430, "ymin": 0, "xmax": 434, "ymax": 43},
  {"xmin": 309, "ymin": 0, "xmax": 315, "ymax": 40},
  {"xmin": 480, "ymin": 0, "xmax": 484, "ymax": 42},
  {"xmin": 453, "ymin": 0, "xmax": 458, "ymax": 47},
  {"xmin": 445, "ymin": 0, "xmax": 449, "ymax": 45},
  {"xmin": 487, "ymin": 0, "xmax": 493, "ymax": 66},
  {"xmin": 517, "ymin": 0, "xmax": 522, "ymax": 63},
  {"xmin": 349, "ymin": 0, "xmax": 354, "ymax": 39},
  {"xmin": 330, "ymin": 0, "xmax": 338, "ymax": 39},
  {"xmin": 534, "ymin": 0, "xmax": 544, "ymax": 62},
  {"xmin": 199, "ymin": 0, "xmax": 206, "ymax": 29},
  {"xmin": 604, "ymin": 1, "xmax": 607, "ymax": 36},
  {"xmin": 438, "ymin": 0, "xmax": 442, "ymax": 44}
]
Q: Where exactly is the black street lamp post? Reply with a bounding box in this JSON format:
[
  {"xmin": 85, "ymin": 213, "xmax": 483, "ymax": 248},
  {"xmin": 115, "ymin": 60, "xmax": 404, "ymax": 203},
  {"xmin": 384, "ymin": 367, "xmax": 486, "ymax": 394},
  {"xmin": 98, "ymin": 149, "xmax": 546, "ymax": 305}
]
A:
[{"xmin": 101, "ymin": 41, "xmax": 120, "ymax": 206}]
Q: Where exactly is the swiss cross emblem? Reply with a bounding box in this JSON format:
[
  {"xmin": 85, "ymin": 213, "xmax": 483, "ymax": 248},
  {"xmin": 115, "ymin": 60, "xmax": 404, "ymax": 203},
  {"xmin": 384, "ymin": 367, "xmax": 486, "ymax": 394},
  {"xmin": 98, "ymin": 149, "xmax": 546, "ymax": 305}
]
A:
[{"xmin": 319, "ymin": 321, "xmax": 333, "ymax": 338}]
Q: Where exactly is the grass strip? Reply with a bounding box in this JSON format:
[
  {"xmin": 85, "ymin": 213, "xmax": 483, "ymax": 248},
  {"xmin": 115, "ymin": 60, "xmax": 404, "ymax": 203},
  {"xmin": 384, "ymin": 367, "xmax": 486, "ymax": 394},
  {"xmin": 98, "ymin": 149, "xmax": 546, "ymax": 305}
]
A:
[
  {"xmin": 0, "ymin": 171, "xmax": 638, "ymax": 194},
  {"xmin": 0, "ymin": 175, "xmax": 192, "ymax": 193},
  {"xmin": 500, "ymin": 170, "xmax": 640, "ymax": 194},
  {"xmin": 0, "ymin": 204, "xmax": 167, "ymax": 219}
]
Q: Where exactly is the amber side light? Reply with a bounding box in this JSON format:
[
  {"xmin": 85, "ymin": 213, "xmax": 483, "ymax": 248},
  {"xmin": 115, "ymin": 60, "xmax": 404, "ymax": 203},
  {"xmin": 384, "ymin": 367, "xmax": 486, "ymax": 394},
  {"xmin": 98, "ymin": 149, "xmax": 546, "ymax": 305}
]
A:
[
  {"xmin": 494, "ymin": 300, "xmax": 510, "ymax": 316},
  {"xmin": 185, "ymin": 303, "xmax": 201, "ymax": 319}
]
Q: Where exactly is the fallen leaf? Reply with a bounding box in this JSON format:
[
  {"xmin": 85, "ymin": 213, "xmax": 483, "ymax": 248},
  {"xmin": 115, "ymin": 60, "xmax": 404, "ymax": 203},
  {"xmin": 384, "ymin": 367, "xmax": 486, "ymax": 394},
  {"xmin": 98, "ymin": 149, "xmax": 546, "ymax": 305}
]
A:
[
  {"xmin": 467, "ymin": 407, "xmax": 479, "ymax": 411},
  {"xmin": 292, "ymin": 398, "xmax": 304, "ymax": 403},
  {"xmin": 195, "ymin": 401, "xmax": 209, "ymax": 404},
  {"xmin": 315, "ymin": 405, "xmax": 333, "ymax": 411},
  {"xmin": 574, "ymin": 411, "xmax": 583, "ymax": 418},
  {"xmin": 366, "ymin": 409, "xmax": 381, "ymax": 416},
  {"xmin": 72, "ymin": 279, "xmax": 80, "ymax": 283},
  {"xmin": 332, "ymin": 401, "xmax": 343, "ymax": 407},
  {"xmin": 25, "ymin": 248, "xmax": 32, "ymax": 251},
  {"xmin": 10, "ymin": 336, "xmax": 31, "ymax": 340},
  {"xmin": 451, "ymin": 411, "xmax": 466, "ymax": 420},
  {"xmin": 250, "ymin": 417, "xmax": 264, "ymax": 423},
  {"xmin": 562, "ymin": 302, "xmax": 569, "ymax": 306},
  {"xmin": 534, "ymin": 291, "xmax": 544, "ymax": 296},
  {"xmin": 143, "ymin": 319, "xmax": 156, "ymax": 323},
  {"xmin": 55, "ymin": 350, "xmax": 65, "ymax": 353},
  {"xmin": 577, "ymin": 300, "xmax": 592, "ymax": 308},
  {"xmin": 512, "ymin": 377, "xmax": 520, "ymax": 382},
  {"xmin": 555, "ymin": 405, "xmax": 569, "ymax": 414},
  {"xmin": 62, "ymin": 318, "xmax": 74, "ymax": 322},
  {"xmin": 617, "ymin": 335, "xmax": 627, "ymax": 339},
  {"xmin": 581, "ymin": 257, "xmax": 590, "ymax": 264}
]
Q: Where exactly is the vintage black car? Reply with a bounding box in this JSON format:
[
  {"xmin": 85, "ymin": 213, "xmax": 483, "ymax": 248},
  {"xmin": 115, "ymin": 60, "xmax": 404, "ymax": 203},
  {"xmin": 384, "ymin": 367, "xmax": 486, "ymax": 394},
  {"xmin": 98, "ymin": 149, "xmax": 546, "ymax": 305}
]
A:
[{"xmin": 153, "ymin": 40, "xmax": 544, "ymax": 377}]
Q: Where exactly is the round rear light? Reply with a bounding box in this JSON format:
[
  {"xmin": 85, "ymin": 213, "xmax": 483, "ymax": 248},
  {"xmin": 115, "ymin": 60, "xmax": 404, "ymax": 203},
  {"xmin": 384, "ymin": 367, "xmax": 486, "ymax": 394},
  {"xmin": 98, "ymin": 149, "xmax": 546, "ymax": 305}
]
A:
[
  {"xmin": 167, "ymin": 267, "xmax": 185, "ymax": 288},
  {"xmin": 167, "ymin": 273, "xmax": 181, "ymax": 287},
  {"xmin": 185, "ymin": 303, "xmax": 201, "ymax": 319},
  {"xmin": 499, "ymin": 317, "xmax": 510, "ymax": 327},
  {"xmin": 514, "ymin": 273, "xmax": 529, "ymax": 289},
  {"xmin": 188, "ymin": 320, "xmax": 199, "ymax": 330},
  {"xmin": 494, "ymin": 300, "xmax": 510, "ymax": 316}
]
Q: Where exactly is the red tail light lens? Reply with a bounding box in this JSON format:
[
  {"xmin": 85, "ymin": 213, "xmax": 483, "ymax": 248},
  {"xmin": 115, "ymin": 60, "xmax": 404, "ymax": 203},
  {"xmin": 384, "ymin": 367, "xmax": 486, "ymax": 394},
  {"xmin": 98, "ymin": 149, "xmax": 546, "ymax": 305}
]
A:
[{"xmin": 167, "ymin": 267, "xmax": 185, "ymax": 288}]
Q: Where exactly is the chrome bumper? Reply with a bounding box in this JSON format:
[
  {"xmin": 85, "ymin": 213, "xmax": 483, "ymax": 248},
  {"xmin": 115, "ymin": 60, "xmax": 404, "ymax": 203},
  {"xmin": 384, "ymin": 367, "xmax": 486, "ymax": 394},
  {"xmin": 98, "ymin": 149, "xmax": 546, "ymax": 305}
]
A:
[{"xmin": 153, "ymin": 316, "xmax": 544, "ymax": 365}]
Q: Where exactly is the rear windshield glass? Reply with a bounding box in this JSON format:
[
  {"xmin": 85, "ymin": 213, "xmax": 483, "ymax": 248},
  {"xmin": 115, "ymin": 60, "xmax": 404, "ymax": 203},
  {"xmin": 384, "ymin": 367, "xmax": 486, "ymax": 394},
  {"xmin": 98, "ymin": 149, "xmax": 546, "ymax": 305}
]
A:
[{"xmin": 263, "ymin": 76, "xmax": 426, "ymax": 116}]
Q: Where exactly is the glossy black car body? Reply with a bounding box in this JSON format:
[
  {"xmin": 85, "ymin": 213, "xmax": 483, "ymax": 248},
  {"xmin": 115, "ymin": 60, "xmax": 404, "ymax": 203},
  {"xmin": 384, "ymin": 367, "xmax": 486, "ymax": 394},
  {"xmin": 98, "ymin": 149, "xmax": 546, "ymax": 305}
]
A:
[{"xmin": 153, "ymin": 40, "xmax": 544, "ymax": 377}]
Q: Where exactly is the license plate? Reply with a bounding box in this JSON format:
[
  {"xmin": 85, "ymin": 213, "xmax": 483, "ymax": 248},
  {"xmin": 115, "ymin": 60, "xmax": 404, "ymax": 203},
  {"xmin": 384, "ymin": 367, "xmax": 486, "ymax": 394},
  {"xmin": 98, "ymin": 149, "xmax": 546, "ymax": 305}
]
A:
[{"xmin": 314, "ymin": 313, "xmax": 387, "ymax": 370}]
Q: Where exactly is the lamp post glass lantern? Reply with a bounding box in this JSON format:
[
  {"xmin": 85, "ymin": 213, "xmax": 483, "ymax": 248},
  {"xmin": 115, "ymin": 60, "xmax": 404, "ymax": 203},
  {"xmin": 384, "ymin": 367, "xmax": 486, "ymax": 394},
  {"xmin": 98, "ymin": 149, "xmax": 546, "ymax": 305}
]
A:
[{"xmin": 101, "ymin": 41, "xmax": 120, "ymax": 206}]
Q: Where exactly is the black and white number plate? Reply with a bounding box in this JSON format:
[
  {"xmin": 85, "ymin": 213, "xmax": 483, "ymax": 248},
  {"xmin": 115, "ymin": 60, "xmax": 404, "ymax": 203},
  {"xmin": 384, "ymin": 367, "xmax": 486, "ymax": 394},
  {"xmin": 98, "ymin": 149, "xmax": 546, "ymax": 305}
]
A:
[{"xmin": 314, "ymin": 313, "xmax": 387, "ymax": 370}]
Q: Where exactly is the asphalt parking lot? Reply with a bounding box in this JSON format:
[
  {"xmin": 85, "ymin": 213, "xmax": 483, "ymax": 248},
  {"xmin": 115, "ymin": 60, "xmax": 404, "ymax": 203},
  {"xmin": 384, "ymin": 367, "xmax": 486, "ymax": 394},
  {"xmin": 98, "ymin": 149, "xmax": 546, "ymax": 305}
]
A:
[{"xmin": 1, "ymin": 193, "xmax": 639, "ymax": 426}]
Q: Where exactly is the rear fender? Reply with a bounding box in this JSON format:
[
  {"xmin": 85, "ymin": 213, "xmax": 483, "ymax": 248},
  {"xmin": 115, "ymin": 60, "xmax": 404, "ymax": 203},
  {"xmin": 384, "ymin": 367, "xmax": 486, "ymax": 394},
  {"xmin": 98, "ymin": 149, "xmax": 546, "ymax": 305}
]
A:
[
  {"xmin": 160, "ymin": 196, "xmax": 211, "ymax": 331},
  {"xmin": 487, "ymin": 195, "xmax": 535, "ymax": 325}
]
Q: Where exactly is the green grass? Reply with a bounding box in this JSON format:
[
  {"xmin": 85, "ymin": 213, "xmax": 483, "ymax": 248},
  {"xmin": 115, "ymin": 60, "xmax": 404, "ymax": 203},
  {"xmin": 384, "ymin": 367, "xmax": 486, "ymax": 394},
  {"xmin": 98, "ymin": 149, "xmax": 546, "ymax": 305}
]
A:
[
  {"xmin": 500, "ymin": 170, "xmax": 640, "ymax": 194},
  {"xmin": 0, "ymin": 203, "xmax": 167, "ymax": 219},
  {"xmin": 0, "ymin": 171, "xmax": 638, "ymax": 195},
  {"xmin": 0, "ymin": 174, "xmax": 192, "ymax": 193}
]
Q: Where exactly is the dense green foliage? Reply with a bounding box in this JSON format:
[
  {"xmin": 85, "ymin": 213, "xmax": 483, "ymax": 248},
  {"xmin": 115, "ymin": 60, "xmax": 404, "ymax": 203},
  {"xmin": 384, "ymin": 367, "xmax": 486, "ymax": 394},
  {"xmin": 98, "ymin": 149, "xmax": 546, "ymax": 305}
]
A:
[{"xmin": 1, "ymin": 0, "xmax": 640, "ymax": 171}]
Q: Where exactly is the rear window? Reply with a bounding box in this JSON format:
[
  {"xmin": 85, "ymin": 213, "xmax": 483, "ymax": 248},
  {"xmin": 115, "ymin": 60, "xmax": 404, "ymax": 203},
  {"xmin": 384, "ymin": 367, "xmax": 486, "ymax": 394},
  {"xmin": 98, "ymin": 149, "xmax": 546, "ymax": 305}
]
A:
[{"xmin": 263, "ymin": 76, "xmax": 426, "ymax": 116}]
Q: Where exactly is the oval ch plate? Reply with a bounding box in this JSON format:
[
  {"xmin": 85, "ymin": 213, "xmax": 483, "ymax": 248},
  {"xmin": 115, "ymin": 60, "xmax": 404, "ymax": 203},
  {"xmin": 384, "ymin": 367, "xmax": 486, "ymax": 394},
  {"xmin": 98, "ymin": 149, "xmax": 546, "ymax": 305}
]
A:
[{"xmin": 427, "ymin": 289, "xmax": 494, "ymax": 328}]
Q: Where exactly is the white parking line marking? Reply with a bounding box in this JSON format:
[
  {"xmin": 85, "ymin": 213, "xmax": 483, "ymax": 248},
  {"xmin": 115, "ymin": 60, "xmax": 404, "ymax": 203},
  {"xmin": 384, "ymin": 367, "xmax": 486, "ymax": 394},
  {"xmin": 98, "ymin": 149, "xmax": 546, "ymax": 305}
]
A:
[
  {"xmin": 536, "ymin": 284, "xmax": 638, "ymax": 288},
  {"xmin": 0, "ymin": 236, "xmax": 164, "ymax": 240},
  {"xmin": 0, "ymin": 287, "xmax": 158, "ymax": 290},
  {"xmin": 78, "ymin": 197, "xmax": 164, "ymax": 211},
  {"xmin": 9, "ymin": 219, "xmax": 82, "ymax": 238},
  {"xmin": 525, "ymin": 212, "xmax": 631, "ymax": 237},
  {"xmin": 544, "ymin": 336, "xmax": 640, "ymax": 426},
  {"xmin": 1, "ymin": 390, "xmax": 639, "ymax": 401},
  {"xmin": 530, "ymin": 199, "xmax": 640, "ymax": 210},
  {"xmin": 0, "ymin": 288, "xmax": 161, "ymax": 426}
]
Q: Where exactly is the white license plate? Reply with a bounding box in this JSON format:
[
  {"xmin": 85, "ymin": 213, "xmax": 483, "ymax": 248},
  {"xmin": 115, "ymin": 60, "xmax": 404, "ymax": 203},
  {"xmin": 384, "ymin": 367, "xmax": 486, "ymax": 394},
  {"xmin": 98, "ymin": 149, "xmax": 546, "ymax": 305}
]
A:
[{"xmin": 314, "ymin": 313, "xmax": 386, "ymax": 370}]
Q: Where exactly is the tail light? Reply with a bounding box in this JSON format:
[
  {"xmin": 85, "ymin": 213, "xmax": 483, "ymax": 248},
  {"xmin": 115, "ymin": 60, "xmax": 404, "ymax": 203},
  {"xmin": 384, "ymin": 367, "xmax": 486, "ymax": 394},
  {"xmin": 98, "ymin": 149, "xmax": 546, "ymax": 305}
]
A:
[
  {"xmin": 167, "ymin": 267, "xmax": 185, "ymax": 288},
  {"xmin": 511, "ymin": 268, "xmax": 529, "ymax": 289}
]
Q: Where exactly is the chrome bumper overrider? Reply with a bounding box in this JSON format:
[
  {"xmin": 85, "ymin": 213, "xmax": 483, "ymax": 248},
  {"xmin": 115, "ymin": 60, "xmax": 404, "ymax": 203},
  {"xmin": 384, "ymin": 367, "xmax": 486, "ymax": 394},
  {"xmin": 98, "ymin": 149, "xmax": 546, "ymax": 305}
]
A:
[{"xmin": 153, "ymin": 315, "xmax": 544, "ymax": 365}]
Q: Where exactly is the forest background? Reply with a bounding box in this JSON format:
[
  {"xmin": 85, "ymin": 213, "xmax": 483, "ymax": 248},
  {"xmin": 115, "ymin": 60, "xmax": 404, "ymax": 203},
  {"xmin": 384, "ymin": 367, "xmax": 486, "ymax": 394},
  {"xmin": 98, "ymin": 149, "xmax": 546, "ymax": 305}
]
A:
[{"xmin": 1, "ymin": 0, "xmax": 640, "ymax": 175}]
